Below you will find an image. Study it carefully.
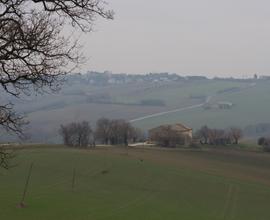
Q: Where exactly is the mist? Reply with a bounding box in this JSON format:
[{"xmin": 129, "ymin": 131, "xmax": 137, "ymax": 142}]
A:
[{"xmin": 79, "ymin": 0, "xmax": 270, "ymax": 77}]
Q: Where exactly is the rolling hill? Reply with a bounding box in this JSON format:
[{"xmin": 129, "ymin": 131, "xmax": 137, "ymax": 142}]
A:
[
  {"xmin": 1, "ymin": 146, "xmax": 270, "ymax": 220},
  {"xmin": 1, "ymin": 73, "xmax": 270, "ymax": 143}
]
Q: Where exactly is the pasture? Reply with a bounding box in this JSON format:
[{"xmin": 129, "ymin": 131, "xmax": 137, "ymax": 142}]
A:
[
  {"xmin": 133, "ymin": 80, "xmax": 270, "ymax": 131},
  {"xmin": 18, "ymin": 80, "xmax": 253, "ymax": 143},
  {"xmin": 1, "ymin": 146, "xmax": 270, "ymax": 220},
  {"xmin": 5, "ymin": 79, "xmax": 269, "ymax": 142}
]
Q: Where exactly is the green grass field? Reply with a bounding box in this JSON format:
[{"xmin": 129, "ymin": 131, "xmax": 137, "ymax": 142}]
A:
[
  {"xmin": 1, "ymin": 146, "xmax": 270, "ymax": 220},
  {"xmin": 133, "ymin": 80, "xmax": 270, "ymax": 131},
  {"xmin": 6, "ymin": 79, "xmax": 269, "ymax": 143}
]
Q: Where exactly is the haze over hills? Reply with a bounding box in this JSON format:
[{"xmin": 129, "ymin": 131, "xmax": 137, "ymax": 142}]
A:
[{"xmin": 2, "ymin": 72, "xmax": 270, "ymax": 143}]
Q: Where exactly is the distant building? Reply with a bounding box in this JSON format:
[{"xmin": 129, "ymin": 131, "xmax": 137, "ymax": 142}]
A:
[
  {"xmin": 204, "ymin": 101, "xmax": 234, "ymax": 110},
  {"xmin": 149, "ymin": 123, "xmax": 193, "ymax": 147},
  {"xmin": 217, "ymin": 102, "xmax": 233, "ymax": 109}
]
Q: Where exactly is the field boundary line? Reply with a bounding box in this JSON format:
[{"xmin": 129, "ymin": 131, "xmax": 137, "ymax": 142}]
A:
[{"xmin": 222, "ymin": 184, "xmax": 239, "ymax": 220}]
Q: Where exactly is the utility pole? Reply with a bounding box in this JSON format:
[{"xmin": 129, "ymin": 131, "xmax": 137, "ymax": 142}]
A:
[
  {"xmin": 71, "ymin": 168, "xmax": 76, "ymax": 192},
  {"xmin": 18, "ymin": 162, "xmax": 34, "ymax": 208}
]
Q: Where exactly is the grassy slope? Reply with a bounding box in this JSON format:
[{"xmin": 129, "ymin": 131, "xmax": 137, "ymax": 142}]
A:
[
  {"xmin": 1, "ymin": 147, "xmax": 270, "ymax": 220},
  {"xmin": 5, "ymin": 79, "xmax": 268, "ymax": 142},
  {"xmin": 23, "ymin": 80, "xmax": 251, "ymax": 142},
  {"xmin": 112, "ymin": 80, "xmax": 249, "ymax": 107},
  {"xmin": 133, "ymin": 81, "xmax": 270, "ymax": 131}
]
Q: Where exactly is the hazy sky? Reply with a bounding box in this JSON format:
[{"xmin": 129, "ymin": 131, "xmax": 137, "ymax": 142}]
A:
[{"xmin": 80, "ymin": 0, "xmax": 270, "ymax": 77}]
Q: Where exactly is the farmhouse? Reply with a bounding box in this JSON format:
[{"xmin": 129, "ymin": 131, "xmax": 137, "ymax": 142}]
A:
[
  {"xmin": 149, "ymin": 123, "xmax": 193, "ymax": 147},
  {"xmin": 204, "ymin": 101, "xmax": 233, "ymax": 110},
  {"xmin": 218, "ymin": 101, "xmax": 233, "ymax": 109}
]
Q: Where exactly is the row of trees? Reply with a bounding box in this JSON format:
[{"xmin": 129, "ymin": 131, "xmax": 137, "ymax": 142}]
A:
[
  {"xmin": 149, "ymin": 125, "xmax": 243, "ymax": 148},
  {"xmin": 59, "ymin": 122, "xmax": 93, "ymax": 148},
  {"xmin": 59, "ymin": 118, "xmax": 144, "ymax": 148},
  {"xmin": 196, "ymin": 126, "xmax": 243, "ymax": 145},
  {"xmin": 95, "ymin": 118, "xmax": 144, "ymax": 145}
]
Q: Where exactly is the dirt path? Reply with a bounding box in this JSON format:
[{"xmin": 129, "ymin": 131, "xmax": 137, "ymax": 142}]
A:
[{"xmin": 129, "ymin": 96, "xmax": 212, "ymax": 123}]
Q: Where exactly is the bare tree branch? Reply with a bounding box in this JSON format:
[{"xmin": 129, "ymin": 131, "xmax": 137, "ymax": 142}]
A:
[
  {"xmin": 0, "ymin": 0, "xmax": 112, "ymax": 127},
  {"xmin": 0, "ymin": 104, "xmax": 26, "ymax": 134},
  {"xmin": 32, "ymin": 0, "xmax": 114, "ymax": 31},
  {"xmin": 0, "ymin": 0, "xmax": 113, "ymax": 168},
  {"xmin": 0, "ymin": 147, "xmax": 15, "ymax": 169}
]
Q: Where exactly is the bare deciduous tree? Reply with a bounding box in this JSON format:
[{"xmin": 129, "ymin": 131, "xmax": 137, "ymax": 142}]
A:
[
  {"xmin": 0, "ymin": 0, "xmax": 113, "ymax": 167},
  {"xmin": 0, "ymin": 147, "xmax": 15, "ymax": 169},
  {"xmin": 95, "ymin": 118, "xmax": 111, "ymax": 145},
  {"xmin": 208, "ymin": 129, "xmax": 225, "ymax": 145},
  {"xmin": 108, "ymin": 119, "xmax": 131, "ymax": 146},
  {"xmin": 129, "ymin": 127, "xmax": 145, "ymax": 143},
  {"xmin": 229, "ymin": 127, "xmax": 243, "ymax": 145},
  {"xmin": 0, "ymin": 104, "xmax": 25, "ymax": 134},
  {"xmin": 59, "ymin": 121, "xmax": 93, "ymax": 148},
  {"xmin": 95, "ymin": 118, "xmax": 140, "ymax": 146},
  {"xmin": 0, "ymin": 0, "xmax": 113, "ymax": 133},
  {"xmin": 196, "ymin": 126, "xmax": 242, "ymax": 146},
  {"xmin": 196, "ymin": 125, "xmax": 210, "ymax": 144},
  {"xmin": 149, "ymin": 126, "xmax": 185, "ymax": 148}
]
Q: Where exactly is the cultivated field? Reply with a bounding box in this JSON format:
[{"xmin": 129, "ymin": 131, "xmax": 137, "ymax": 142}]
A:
[
  {"xmin": 4, "ymin": 79, "xmax": 270, "ymax": 143},
  {"xmin": 1, "ymin": 146, "xmax": 270, "ymax": 220},
  {"xmin": 133, "ymin": 80, "xmax": 270, "ymax": 131}
]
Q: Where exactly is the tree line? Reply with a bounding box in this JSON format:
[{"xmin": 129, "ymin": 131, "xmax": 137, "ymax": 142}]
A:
[
  {"xmin": 59, "ymin": 118, "xmax": 145, "ymax": 148},
  {"xmin": 195, "ymin": 126, "xmax": 243, "ymax": 145},
  {"xmin": 149, "ymin": 125, "xmax": 243, "ymax": 148},
  {"xmin": 60, "ymin": 121, "xmax": 270, "ymax": 154}
]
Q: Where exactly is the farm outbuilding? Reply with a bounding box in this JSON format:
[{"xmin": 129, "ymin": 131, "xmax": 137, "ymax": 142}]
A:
[
  {"xmin": 218, "ymin": 102, "xmax": 233, "ymax": 109},
  {"xmin": 148, "ymin": 123, "xmax": 193, "ymax": 147}
]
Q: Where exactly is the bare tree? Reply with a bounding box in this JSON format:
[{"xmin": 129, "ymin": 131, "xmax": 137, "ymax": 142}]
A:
[
  {"xmin": 208, "ymin": 129, "xmax": 225, "ymax": 145},
  {"xmin": 229, "ymin": 127, "xmax": 243, "ymax": 145},
  {"xmin": 95, "ymin": 118, "xmax": 111, "ymax": 144},
  {"xmin": 197, "ymin": 126, "xmax": 231, "ymax": 146},
  {"xmin": 129, "ymin": 127, "xmax": 145, "ymax": 143},
  {"xmin": 108, "ymin": 119, "xmax": 130, "ymax": 146},
  {"xmin": 59, "ymin": 122, "xmax": 79, "ymax": 147},
  {"xmin": 114, "ymin": 119, "xmax": 132, "ymax": 146},
  {"xmin": 77, "ymin": 121, "xmax": 93, "ymax": 147},
  {"xmin": 95, "ymin": 118, "xmax": 140, "ymax": 146},
  {"xmin": 0, "ymin": 0, "xmax": 113, "ymax": 168},
  {"xmin": 0, "ymin": 104, "xmax": 25, "ymax": 134},
  {"xmin": 0, "ymin": 0, "xmax": 113, "ymax": 132},
  {"xmin": 59, "ymin": 121, "xmax": 93, "ymax": 148},
  {"xmin": 0, "ymin": 147, "xmax": 15, "ymax": 169},
  {"xmin": 196, "ymin": 125, "xmax": 210, "ymax": 144},
  {"xmin": 149, "ymin": 125, "xmax": 185, "ymax": 148}
]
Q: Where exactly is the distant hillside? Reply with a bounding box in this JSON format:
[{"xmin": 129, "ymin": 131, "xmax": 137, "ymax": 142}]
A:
[{"xmin": 1, "ymin": 72, "xmax": 269, "ymax": 143}]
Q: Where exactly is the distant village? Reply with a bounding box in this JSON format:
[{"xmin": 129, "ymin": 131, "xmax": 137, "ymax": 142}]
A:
[{"xmin": 67, "ymin": 71, "xmax": 268, "ymax": 86}]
